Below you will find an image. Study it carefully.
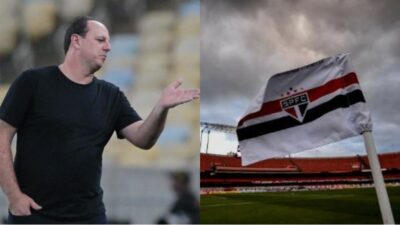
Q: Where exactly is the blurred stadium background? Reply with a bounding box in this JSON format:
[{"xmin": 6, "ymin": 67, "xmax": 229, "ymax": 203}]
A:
[{"xmin": 0, "ymin": 0, "xmax": 199, "ymax": 223}]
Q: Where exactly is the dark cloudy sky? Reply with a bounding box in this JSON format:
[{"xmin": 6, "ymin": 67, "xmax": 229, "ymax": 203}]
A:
[{"xmin": 200, "ymin": 0, "xmax": 400, "ymax": 156}]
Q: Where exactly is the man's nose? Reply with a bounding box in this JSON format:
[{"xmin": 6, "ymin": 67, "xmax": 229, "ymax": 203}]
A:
[{"xmin": 104, "ymin": 41, "xmax": 111, "ymax": 52}]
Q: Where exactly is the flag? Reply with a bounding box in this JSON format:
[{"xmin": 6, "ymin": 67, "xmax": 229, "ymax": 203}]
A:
[{"xmin": 237, "ymin": 53, "xmax": 372, "ymax": 166}]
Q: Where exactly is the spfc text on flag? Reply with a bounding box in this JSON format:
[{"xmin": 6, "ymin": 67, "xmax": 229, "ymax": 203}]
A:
[{"xmin": 237, "ymin": 53, "xmax": 372, "ymax": 166}]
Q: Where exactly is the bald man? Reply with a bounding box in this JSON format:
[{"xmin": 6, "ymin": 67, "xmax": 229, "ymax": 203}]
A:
[{"xmin": 0, "ymin": 16, "xmax": 199, "ymax": 224}]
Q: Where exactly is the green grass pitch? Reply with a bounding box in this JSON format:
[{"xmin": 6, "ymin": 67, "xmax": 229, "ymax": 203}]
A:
[{"xmin": 200, "ymin": 186, "xmax": 400, "ymax": 224}]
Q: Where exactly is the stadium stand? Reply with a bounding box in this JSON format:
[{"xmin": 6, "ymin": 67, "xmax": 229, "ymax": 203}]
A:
[{"xmin": 201, "ymin": 152, "xmax": 400, "ymax": 189}]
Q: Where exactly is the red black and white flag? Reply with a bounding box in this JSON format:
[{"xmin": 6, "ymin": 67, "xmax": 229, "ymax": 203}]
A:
[{"xmin": 237, "ymin": 54, "xmax": 372, "ymax": 166}]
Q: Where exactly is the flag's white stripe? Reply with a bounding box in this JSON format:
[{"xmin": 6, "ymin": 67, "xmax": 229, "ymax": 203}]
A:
[{"xmin": 240, "ymin": 110, "xmax": 286, "ymax": 128}]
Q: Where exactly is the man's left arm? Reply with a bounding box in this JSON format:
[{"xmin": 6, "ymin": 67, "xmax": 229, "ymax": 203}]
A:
[{"xmin": 121, "ymin": 79, "xmax": 199, "ymax": 149}]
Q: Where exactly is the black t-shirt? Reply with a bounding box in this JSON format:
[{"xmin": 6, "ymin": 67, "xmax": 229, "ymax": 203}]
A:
[{"xmin": 0, "ymin": 66, "xmax": 141, "ymax": 220}]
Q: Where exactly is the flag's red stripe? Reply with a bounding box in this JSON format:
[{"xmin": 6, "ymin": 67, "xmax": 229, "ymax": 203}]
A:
[
  {"xmin": 308, "ymin": 72, "xmax": 359, "ymax": 101},
  {"xmin": 238, "ymin": 72, "xmax": 359, "ymax": 127}
]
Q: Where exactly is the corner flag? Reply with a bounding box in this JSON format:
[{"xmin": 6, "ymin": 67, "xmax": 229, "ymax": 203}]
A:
[{"xmin": 237, "ymin": 53, "xmax": 372, "ymax": 166}]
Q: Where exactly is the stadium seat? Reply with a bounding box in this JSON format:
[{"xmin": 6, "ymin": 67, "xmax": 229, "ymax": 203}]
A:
[
  {"xmin": 102, "ymin": 68, "xmax": 135, "ymax": 93},
  {"xmin": 58, "ymin": 0, "xmax": 94, "ymax": 21},
  {"xmin": 0, "ymin": 1, "xmax": 19, "ymax": 55},
  {"xmin": 139, "ymin": 31, "xmax": 174, "ymax": 53},
  {"xmin": 129, "ymin": 90, "xmax": 161, "ymax": 116},
  {"xmin": 109, "ymin": 34, "xmax": 140, "ymax": 57},
  {"xmin": 176, "ymin": 16, "xmax": 200, "ymax": 38},
  {"xmin": 178, "ymin": 0, "xmax": 200, "ymax": 17},
  {"xmin": 22, "ymin": 0, "xmax": 57, "ymax": 42},
  {"xmin": 158, "ymin": 124, "xmax": 191, "ymax": 146},
  {"xmin": 138, "ymin": 11, "xmax": 175, "ymax": 35}
]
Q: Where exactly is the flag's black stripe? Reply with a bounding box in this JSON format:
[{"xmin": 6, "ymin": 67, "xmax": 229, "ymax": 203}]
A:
[{"xmin": 237, "ymin": 89, "xmax": 365, "ymax": 141}]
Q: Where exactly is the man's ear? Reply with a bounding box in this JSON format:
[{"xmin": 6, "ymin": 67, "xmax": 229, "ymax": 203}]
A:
[{"xmin": 70, "ymin": 34, "xmax": 81, "ymax": 50}]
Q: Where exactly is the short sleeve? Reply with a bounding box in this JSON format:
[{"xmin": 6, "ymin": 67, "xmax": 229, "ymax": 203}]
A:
[
  {"xmin": 0, "ymin": 71, "xmax": 37, "ymax": 128},
  {"xmin": 115, "ymin": 91, "xmax": 142, "ymax": 139}
]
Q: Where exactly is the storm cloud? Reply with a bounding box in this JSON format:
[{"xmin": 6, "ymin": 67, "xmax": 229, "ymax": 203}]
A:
[{"xmin": 201, "ymin": 0, "xmax": 400, "ymax": 155}]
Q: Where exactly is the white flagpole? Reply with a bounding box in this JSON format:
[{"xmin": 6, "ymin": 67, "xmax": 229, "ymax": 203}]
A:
[{"xmin": 362, "ymin": 131, "xmax": 395, "ymax": 224}]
